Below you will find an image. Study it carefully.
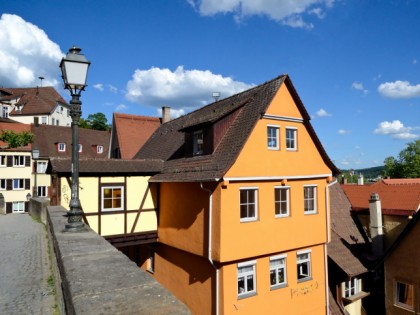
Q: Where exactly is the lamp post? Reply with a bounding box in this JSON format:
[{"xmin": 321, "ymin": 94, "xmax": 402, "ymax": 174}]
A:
[
  {"xmin": 32, "ymin": 148, "xmax": 40, "ymax": 197},
  {"xmin": 60, "ymin": 46, "xmax": 90, "ymax": 232}
]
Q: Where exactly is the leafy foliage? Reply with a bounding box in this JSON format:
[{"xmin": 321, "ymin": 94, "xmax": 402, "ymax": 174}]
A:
[
  {"xmin": 0, "ymin": 130, "xmax": 34, "ymax": 148},
  {"xmin": 383, "ymin": 140, "xmax": 420, "ymax": 178},
  {"xmin": 79, "ymin": 112, "xmax": 110, "ymax": 131}
]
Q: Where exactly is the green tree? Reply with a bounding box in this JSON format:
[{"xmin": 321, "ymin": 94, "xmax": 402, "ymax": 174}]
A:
[
  {"xmin": 80, "ymin": 112, "xmax": 109, "ymax": 131},
  {"xmin": 0, "ymin": 130, "xmax": 34, "ymax": 148},
  {"xmin": 383, "ymin": 140, "xmax": 420, "ymax": 178}
]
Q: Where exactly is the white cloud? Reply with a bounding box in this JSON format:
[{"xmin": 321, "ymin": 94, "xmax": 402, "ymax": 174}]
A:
[
  {"xmin": 115, "ymin": 104, "xmax": 128, "ymax": 112},
  {"xmin": 93, "ymin": 83, "xmax": 104, "ymax": 91},
  {"xmin": 108, "ymin": 84, "xmax": 118, "ymax": 93},
  {"xmin": 187, "ymin": 0, "xmax": 334, "ymax": 29},
  {"xmin": 338, "ymin": 129, "xmax": 351, "ymax": 135},
  {"xmin": 0, "ymin": 14, "xmax": 63, "ymax": 87},
  {"xmin": 125, "ymin": 66, "xmax": 253, "ymax": 110},
  {"xmin": 374, "ymin": 120, "xmax": 419, "ymax": 139},
  {"xmin": 316, "ymin": 108, "xmax": 332, "ymax": 117},
  {"xmin": 351, "ymin": 81, "xmax": 368, "ymax": 95},
  {"xmin": 378, "ymin": 80, "xmax": 420, "ymax": 98}
]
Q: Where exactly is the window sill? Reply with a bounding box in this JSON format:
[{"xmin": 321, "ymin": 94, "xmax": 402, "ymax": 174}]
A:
[
  {"xmin": 304, "ymin": 211, "xmax": 317, "ymax": 215},
  {"xmin": 297, "ymin": 277, "xmax": 312, "ymax": 283},
  {"xmin": 394, "ymin": 303, "xmax": 415, "ymax": 312},
  {"xmin": 270, "ymin": 283, "xmax": 287, "ymax": 291},
  {"xmin": 342, "ymin": 291, "xmax": 370, "ymax": 303},
  {"xmin": 237, "ymin": 291, "xmax": 257, "ymax": 300},
  {"xmin": 275, "ymin": 214, "xmax": 290, "ymax": 218},
  {"xmin": 240, "ymin": 218, "xmax": 258, "ymax": 223}
]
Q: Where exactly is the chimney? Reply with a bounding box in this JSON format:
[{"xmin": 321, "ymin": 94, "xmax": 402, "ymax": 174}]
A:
[
  {"xmin": 358, "ymin": 173, "xmax": 364, "ymax": 185},
  {"xmin": 162, "ymin": 106, "xmax": 171, "ymax": 123},
  {"xmin": 369, "ymin": 192, "xmax": 384, "ymax": 256}
]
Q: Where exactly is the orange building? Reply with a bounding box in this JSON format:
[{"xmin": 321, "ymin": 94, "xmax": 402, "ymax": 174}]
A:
[{"xmin": 135, "ymin": 75, "xmax": 339, "ymax": 314}]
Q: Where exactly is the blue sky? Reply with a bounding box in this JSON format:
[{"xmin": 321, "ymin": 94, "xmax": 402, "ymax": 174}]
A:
[{"xmin": 1, "ymin": 0, "xmax": 419, "ymax": 170}]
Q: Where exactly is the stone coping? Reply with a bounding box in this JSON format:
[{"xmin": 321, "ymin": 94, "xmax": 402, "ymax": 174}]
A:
[{"xmin": 46, "ymin": 205, "xmax": 190, "ymax": 315}]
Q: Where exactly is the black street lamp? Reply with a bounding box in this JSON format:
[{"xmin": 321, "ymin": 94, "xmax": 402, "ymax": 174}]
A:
[
  {"xmin": 32, "ymin": 148, "xmax": 40, "ymax": 197},
  {"xmin": 60, "ymin": 46, "xmax": 90, "ymax": 232}
]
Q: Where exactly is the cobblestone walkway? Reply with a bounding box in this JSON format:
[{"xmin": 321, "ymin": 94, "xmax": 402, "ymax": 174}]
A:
[{"xmin": 0, "ymin": 214, "xmax": 56, "ymax": 315}]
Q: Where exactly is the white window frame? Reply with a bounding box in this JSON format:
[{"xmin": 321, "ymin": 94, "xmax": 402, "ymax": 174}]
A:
[
  {"xmin": 12, "ymin": 201, "xmax": 25, "ymax": 213},
  {"xmin": 58, "ymin": 143, "xmax": 66, "ymax": 152},
  {"xmin": 267, "ymin": 125, "xmax": 280, "ymax": 150},
  {"xmin": 274, "ymin": 186, "xmax": 290, "ymax": 217},
  {"xmin": 36, "ymin": 161, "xmax": 48, "ymax": 173},
  {"xmin": 0, "ymin": 155, "xmax": 5, "ymax": 167},
  {"xmin": 0, "ymin": 179, "xmax": 6, "ymax": 190},
  {"xmin": 101, "ymin": 186, "xmax": 124, "ymax": 211},
  {"xmin": 13, "ymin": 179, "xmax": 24, "ymax": 190},
  {"xmin": 286, "ymin": 127, "xmax": 297, "ymax": 151},
  {"xmin": 13, "ymin": 155, "xmax": 25, "ymax": 167},
  {"xmin": 342, "ymin": 278, "xmax": 360, "ymax": 298},
  {"xmin": 237, "ymin": 260, "xmax": 256, "ymax": 298},
  {"xmin": 395, "ymin": 281, "xmax": 414, "ymax": 310},
  {"xmin": 41, "ymin": 116, "xmax": 47, "ymax": 124},
  {"xmin": 270, "ymin": 254, "xmax": 287, "ymax": 289},
  {"xmin": 78, "ymin": 144, "xmax": 83, "ymax": 153},
  {"xmin": 37, "ymin": 186, "xmax": 48, "ymax": 197},
  {"xmin": 193, "ymin": 130, "xmax": 204, "ymax": 155},
  {"xmin": 52, "ymin": 118, "xmax": 55, "ymax": 125},
  {"xmin": 297, "ymin": 250, "xmax": 311, "ymax": 282},
  {"xmin": 97, "ymin": 145, "xmax": 104, "ymax": 154},
  {"xmin": 240, "ymin": 187, "xmax": 258, "ymax": 222},
  {"xmin": 304, "ymin": 185, "xmax": 317, "ymax": 214},
  {"xmin": 2, "ymin": 106, "xmax": 9, "ymax": 118}
]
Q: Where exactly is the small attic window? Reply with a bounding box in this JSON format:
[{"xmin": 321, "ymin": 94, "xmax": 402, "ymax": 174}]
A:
[
  {"xmin": 193, "ymin": 130, "xmax": 204, "ymax": 155},
  {"xmin": 97, "ymin": 145, "xmax": 103, "ymax": 154},
  {"xmin": 58, "ymin": 143, "xmax": 66, "ymax": 152}
]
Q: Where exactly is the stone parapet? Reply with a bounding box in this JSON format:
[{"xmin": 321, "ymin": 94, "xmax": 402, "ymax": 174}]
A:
[{"xmin": 46, "ymin": 205, "xmax": 190, "ymax": 315}]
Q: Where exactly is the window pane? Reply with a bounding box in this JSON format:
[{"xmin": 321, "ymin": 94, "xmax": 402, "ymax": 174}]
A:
[
  {"xmin": 238, "ymin": 277, "xmax": 245, "ymax": 294},
  {"xmin": 246, "ymin": 275, "xmax": 254, "ymax": 291},
  {"xmin": 103, "ymin": 188, "xmax": 112, "ymax": 198}
]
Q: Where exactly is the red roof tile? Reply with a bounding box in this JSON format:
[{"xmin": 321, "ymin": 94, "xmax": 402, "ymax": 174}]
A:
[
  {"xmin": 1, "ymin": 87, "xmax": 68, "ymax": 116},
  {"xmin": 342, "ymin": 180, "xmax": 420, "ymax": 216},
  {"xmin": 112, "ymin": 113, "xmax": 160, "ymax": 159}
]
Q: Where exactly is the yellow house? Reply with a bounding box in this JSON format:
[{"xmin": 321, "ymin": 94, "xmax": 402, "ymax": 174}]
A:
[
  {"xmin": 135, "ymin": 74, "xmax": 339, "ymax": 314},
  {"xmin": 48, "ymin": 158, "xmax": 162, "ymax": 264}
]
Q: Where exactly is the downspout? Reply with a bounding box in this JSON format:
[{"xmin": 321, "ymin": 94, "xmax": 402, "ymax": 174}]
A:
[
  {"xmin": 325, "ymin": 178, "xmax": 337, "ymax": 314},
  {"xmin": 200, "ymin": 182, "xmax": 219, "ymax": 315}
]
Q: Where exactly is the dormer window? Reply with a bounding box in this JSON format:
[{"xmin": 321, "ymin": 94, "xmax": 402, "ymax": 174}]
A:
[
  {"xmin": 97, "ymin": 145, "xmax": 104, "ymax": 154},
  {"xmin": 58, "ymin": 143, "xmax": 66, "ymax": 152},
  {"xmin": 193, "ymin": 130, "xmax": 204, "ymax": 155},
  {"xmin": 78, "ymin": 144, "xmax": 83, "ymax": 153}
]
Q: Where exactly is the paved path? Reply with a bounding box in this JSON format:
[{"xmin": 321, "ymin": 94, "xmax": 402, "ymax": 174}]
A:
[{"xmin": 0, "ymin": 214, "xmax": 56, "ymax": 315}]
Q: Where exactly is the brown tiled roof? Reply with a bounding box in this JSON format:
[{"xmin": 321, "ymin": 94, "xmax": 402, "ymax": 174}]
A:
[
  {"xmin": 112, "ymin": 112, "xmax": 160, "ymax": 159},
  {"xmin": 328, "ymin": 182, "xmax": 370, "ymax": 277},
  {"xmin": 0, "ymin": 122, "xmax": 32, "ymax": 150},
  {"xmin": 342, "ymin": 180, "xmax": 420, "ymax": 216},
  {"xmin": 48, "ymin": 157, "xmax": 163, "ymax": 174},
  {"xmin": 135, "ymin": 74, "xmax": 339, "ymax": 182},
  {"xmin": 1, "ymin": 87, "xmax": 69, "ymax": 116},
  {"xmin": 31, "ymin": 124, "xmax": 110, "ymax": 159}
]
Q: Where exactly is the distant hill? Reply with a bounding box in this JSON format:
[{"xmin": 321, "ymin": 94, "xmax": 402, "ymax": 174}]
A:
[{"xmin": 341, "ymin": 166, "xmax": 385, "ymax": 181}]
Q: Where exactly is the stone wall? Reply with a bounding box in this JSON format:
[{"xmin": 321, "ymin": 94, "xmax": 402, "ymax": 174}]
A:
[{"xmin": 30, "ymin": 200, "xmax": 190, "ymax": 315}]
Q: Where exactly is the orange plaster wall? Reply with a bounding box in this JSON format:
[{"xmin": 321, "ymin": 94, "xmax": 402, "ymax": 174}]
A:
[
  {"xmin": 220, "ymin": 245, "xmax": 327, "ymax": 315},
  {"xmin": 218, "ymin": 179, "xmax": 328, "ymax": 262},
  {"xmin": 153, "ymin": 244, "xmax": 215, "ymax": 315},
  {"xmin": 225, "ymin": 84, "xmax": 331, "ymax": 178},
  {"xmin": 159, "ymin": 182, "xmax": 216, "ymax": 257}
]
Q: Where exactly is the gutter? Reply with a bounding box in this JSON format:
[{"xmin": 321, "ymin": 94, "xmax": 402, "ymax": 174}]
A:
[
  {"xmin": 200, "ymin": 182, "xmax": 219, "ymax": 315},
  {"xmin": 325, "ymin": 178, "xmax": 337, "ymax": 314}
]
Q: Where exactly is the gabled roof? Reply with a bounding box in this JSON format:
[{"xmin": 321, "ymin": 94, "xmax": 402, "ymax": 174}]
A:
[
  {"xmin": 342, "ymin": 179, "xmax": 420, "ymax": 216},
  {"xmin": 328, "ymin": 182, "xmax": 370, "ymax": 277},
  {"xmin": 31, "ymin": 124, "xmax": 110, "ymax": 159},
  {"xmin": 1, "ymin": 87, "xmax": 69, "ymax": 116},
  {"xmin": 48, "ymin": 157, "xmax": 162, "ymax": 175},
  {"xmin": 112, "ymin": 112, "xmax": 160, "ymax": 159},
  {"xmin": 135, "ymin": 74, "xmax": 339, "ymax": 182},
  {"xmin": 0, "ymin": 122, "xmax": 32, "ymax": 151}
]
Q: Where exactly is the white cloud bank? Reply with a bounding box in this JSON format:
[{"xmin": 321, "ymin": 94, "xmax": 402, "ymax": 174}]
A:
[
  {"xmin": 316, "ymin": 108, "xmax": 332, "ymax": 117},
  {"xmin": 378, "ymin": 80, "xmax": 420, "ymax": 99},
  {"xmin": 125, "ymin": 66, "xmax": 254, "ymax": 110},
  {"xmin": 374, "ymin": 120, "xmax": 419, "ymax": 140},
  {"xmin": 0, "ymin": 14, "xmax": 63, "ymax": 87},
  {"xmin": 187, "ymin": 0, "xmax": 335, "ymax": 29}
]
